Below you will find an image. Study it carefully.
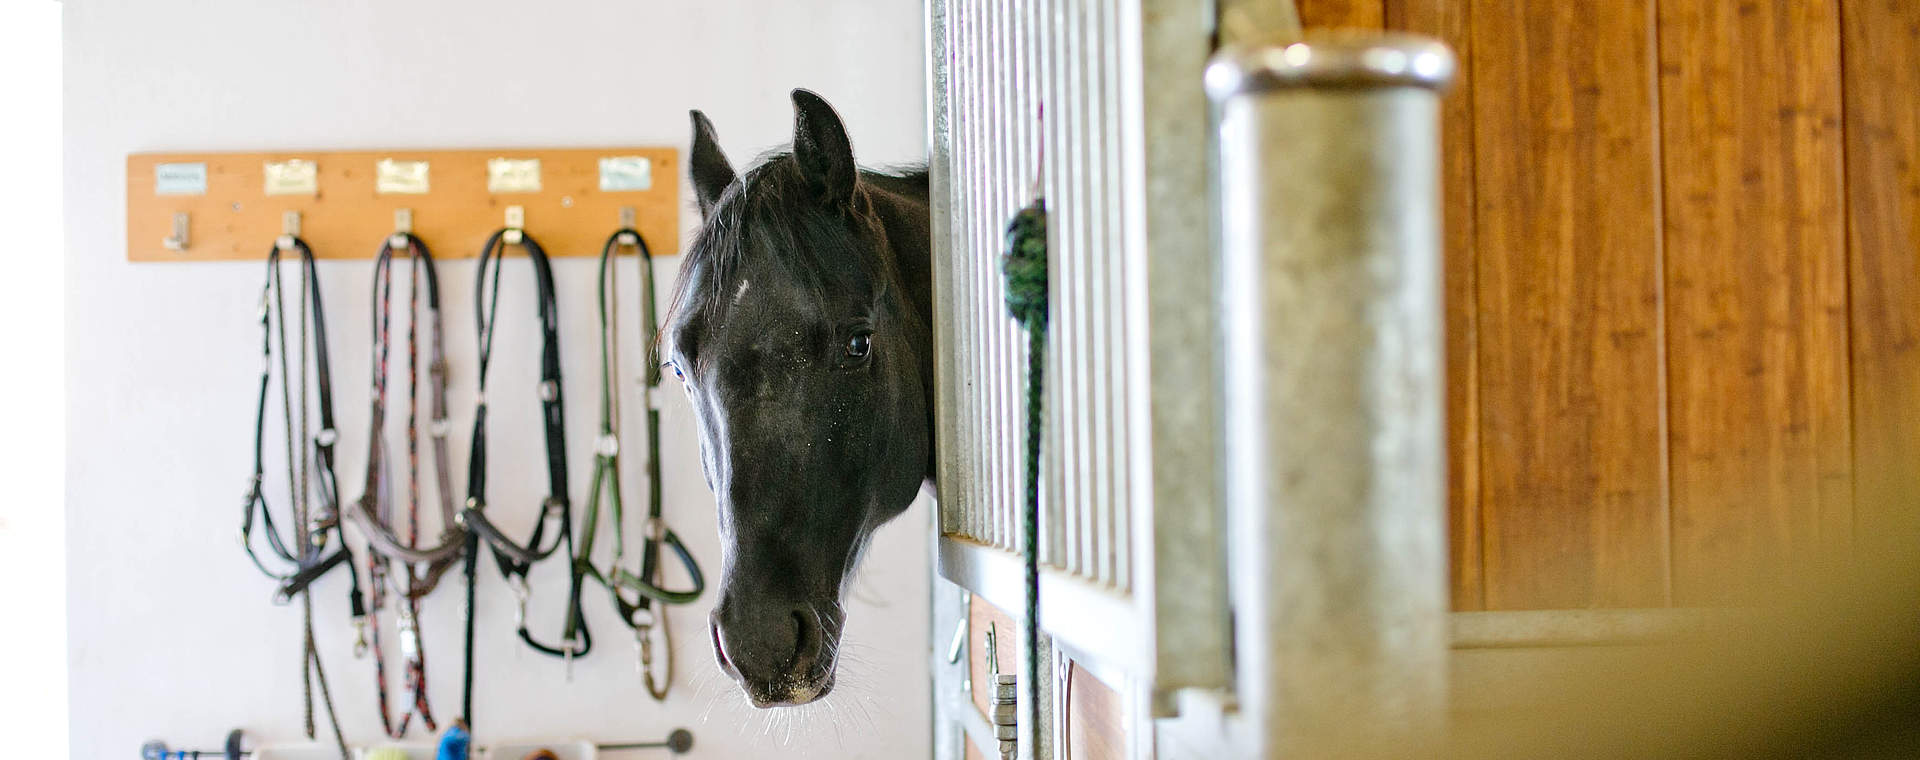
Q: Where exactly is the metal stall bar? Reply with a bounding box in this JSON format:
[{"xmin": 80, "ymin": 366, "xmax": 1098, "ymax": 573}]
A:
[
  {"xmin": 930, "ymin": 0, "xmax": 1233, "ymax": 745},
  {"xmin": 1209, "ymin": 34, "xmax": 1456, "ymax": 757}
]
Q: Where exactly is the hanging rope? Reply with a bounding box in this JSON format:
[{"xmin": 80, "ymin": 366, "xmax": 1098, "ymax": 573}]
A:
[{"xmin": 1002, "ymin": 196, "xmax": 1047, "ymax": 740}]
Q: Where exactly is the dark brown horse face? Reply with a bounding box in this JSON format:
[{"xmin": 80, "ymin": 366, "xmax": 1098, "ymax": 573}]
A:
[{"xmin": 664, "ymin": 91, "xmax": 929, "ymax": 707}]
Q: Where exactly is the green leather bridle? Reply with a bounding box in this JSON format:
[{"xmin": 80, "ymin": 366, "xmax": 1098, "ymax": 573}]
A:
[{"xmin": 581, "ymin": 223, "xmax": 706, "ymax": 700}]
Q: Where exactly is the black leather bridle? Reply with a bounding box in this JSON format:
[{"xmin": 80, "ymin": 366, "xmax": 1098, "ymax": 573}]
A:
[
  {"xmin": 239, "ymin": 234, "xmax": 354, "ymax": 758},
  {"xmin": 458, "ymin": 225, "xmax": 588, "ymax": 725}
]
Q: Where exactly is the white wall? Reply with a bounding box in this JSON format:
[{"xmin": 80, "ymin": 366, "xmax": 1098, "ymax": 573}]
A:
[
  {"xmin": 63, "ymin": 2, "xmax": 931, "ymax": 758},
  {"xmin": 1, "ymin": 2, "xmax": 67, "ymax": 757}
]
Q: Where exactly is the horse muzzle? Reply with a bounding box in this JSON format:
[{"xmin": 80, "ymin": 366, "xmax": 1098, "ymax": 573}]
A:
[{"xmin": 710, "ymin": 602, "xmax": 842, "ymax": 707}]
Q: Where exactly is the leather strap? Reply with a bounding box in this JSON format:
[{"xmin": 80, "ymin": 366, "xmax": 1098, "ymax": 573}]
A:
[{"xmin": 459, "ymin": 226, "xmax": 589, "ymax": 676}]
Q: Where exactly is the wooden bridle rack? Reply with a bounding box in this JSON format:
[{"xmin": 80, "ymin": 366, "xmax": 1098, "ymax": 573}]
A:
[{"xmin": 125, "ymin": 147, "xmax": 681, "ymax": 262}]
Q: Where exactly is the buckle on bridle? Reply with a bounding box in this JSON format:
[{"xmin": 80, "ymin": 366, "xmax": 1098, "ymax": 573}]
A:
[
  {"xmin": 314, "ymin": 427, "xmax": 338, "ymax": 447},
  {"xmin": 542, "ymin": 497, "xmax": 566, "ymax": 516},
  {"xmin": 352, "ymin": 615, "xmax": 370, "ymax": 658},
  {"xmin": 429, "ymin": 417, "xmax": 452, "ymax": 439},
  {"xmin": 397, "ymin": 607, "xmax": 421, "ymax": 660},
  {"xmin": 510, "ymin": 576, "xmax": 531, "ymax": 626},
  {"xmin": 538, "ymin": 379, "xmax": 559, "ymax": 402},
  {"xmin": 633, "ymin": 626, "xmax": 654, "ymax": 674},
  {"xmin": 596, "ymin": 434, "xmax": 620, "ymax": 457},
  {"xmin": 645, "ymin": 517, "xmax": 667, "ymax": 542}
]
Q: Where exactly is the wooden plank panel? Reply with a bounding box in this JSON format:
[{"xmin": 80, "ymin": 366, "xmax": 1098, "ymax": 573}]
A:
[
  {"xmin": 1658, "ymin": 0, "xmax": 1852, "ymax": 604},
  {"xmin": 1471, "ymin": 0, "xmax": 1669, "ymax": 609},
  {"xmin": 1297, "ymin": 0, "xmax": 1384, "ymax": 29},
  {"xmin": 1065, "ymin": 662, "xmax": 1125, "ymax": 760},
  {"xmin": 126, "ymin": 148, "xmax": 680, "ymax": 261},
  {"xmin": 1389, "ymin": 0, "xmax": 1482, "ymax": 610},
  {"xmin": 1842, "ymin": 0, "xmax": 1920, "ymax": 541}
]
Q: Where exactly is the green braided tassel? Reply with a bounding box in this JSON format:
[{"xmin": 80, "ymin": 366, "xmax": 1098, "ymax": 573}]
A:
[{"xmin": 1003, "ymin": 200, "xmax": 1049, "ymax": 330}]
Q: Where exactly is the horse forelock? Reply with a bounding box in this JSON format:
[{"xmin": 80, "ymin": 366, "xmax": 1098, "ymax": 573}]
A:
[{"xmin": 664, "ymin": 152, "xmax": 908, "ymax": 359}]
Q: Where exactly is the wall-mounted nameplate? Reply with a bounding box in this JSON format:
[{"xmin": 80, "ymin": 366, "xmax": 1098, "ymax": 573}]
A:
[
  {"xmin": 263, "ymin": 159, "xmax": 319, "ymax": 196},
  {"xmin": 154, "ymin": 162, "xmax": 207, "ymax": 195},
  {"xmin": 376, "ymin": 159, "xmax": 431, "ymax": 194},
  {"xmin": 487, "ymin": 158, "xmax": 542, "ymax": 193},
  {"xmin": 599, "ymin": 156, "xmax": 654, "ymax": 191},
  {"xmin": 126, "ymin": 147, "xmax": 679, "ymax": 262}
]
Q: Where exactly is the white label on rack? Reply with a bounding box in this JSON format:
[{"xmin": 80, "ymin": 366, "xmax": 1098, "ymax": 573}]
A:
[
  {"xmin": 263, "ymin": 159, "xmax": 319, "ymax": 196},
  {"xmin": 598, "ymin": 156, "xmax": 653, "ymax": 191},
  {"xmin": 487, "ymin": 158, "xmax": 542, "ymax": 193},
  {"xmin": 154, "ymin": 162, "xmax": 207, "ymax": 195},
  {"xmin": 375, "ymin": 159, "xmax": 431, "ymax": 194}
]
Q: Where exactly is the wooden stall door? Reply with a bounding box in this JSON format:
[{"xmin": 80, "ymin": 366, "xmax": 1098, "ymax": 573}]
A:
[{"xmin": 1307, "ymin": 0, "xmax": 1918, "ymax": 611}]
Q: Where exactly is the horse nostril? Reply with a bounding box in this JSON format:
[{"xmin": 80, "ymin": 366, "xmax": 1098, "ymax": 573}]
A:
[
  {"xmin": 711, "ymin": 618, "xmax": 735, "ymax": 675},
  {"xmin": 789, "ymin": 610, "xmax": 814, "ymax": 671}
]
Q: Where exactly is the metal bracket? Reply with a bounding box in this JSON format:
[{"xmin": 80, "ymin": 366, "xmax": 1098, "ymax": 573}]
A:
[
  {"xmin": 275, "ymin": 210, "xmax": 300, "ymax": 251},
  {"xmin": 162, "ymin": 212, "xmax": 190, "ymax": 252},
  {"xmin": 390, "ymin": 208, "xmax": 413, "ymax": 250},
  {"xmin": 979, "ymin": 622, "xmax": 1017, "ymax": 758},
  {"xmin": 504, "ymin": 205, "xmax": 525, "ymax": 244}
]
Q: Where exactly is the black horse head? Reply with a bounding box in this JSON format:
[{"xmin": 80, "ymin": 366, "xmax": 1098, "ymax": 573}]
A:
[{"xmin": 663, "ymin": 89, "xmax": 933, "ymax": 707}]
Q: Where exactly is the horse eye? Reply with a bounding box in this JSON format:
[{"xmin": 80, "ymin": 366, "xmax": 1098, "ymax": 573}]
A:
[
  {"xmin": 666, "ymin": 362, "xmax": 685, "ymax": 381},
  {"xmin": 846, "ymin": 332, "xmax": 872, "ymax": 359}
]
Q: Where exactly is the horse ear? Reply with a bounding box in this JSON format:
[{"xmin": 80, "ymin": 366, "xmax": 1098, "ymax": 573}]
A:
[
  {"xmin": 790, "ymin": 89, "xmax": 857, "ymax": 205},
  {"xmin": 689, "ymin": 110, "xmax": 736, "ymax": 217}
]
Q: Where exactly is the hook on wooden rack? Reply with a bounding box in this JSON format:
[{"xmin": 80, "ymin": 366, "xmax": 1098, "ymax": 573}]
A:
[
  {"xmin": 274, "ymin": 211, "xmax": 300, "ymax": 252},
  {"xmin": 504, "ymin": 205, "xmax": 525, "ymax": 245},
  {"xmin": 618, "ymin": 206, "xmax": 638, "ymax": 245},
  {"xmin": 162, "ymin": 212, "xmax": 190, "ymax": 252},
  {"xmin": 390, "ymin": 208, "xmax": 413, "ymax": 250}
]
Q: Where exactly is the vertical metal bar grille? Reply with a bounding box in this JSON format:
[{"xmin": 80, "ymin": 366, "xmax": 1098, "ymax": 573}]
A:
[{"xmin": 933, "ymin": 0, "xmax": 1140, "ymax": 591}]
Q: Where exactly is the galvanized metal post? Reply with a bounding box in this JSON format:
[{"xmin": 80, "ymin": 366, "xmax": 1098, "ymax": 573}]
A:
[{"xmin": 1208, "ymin": 35, "xmax": 1456, "ymax": 758}]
